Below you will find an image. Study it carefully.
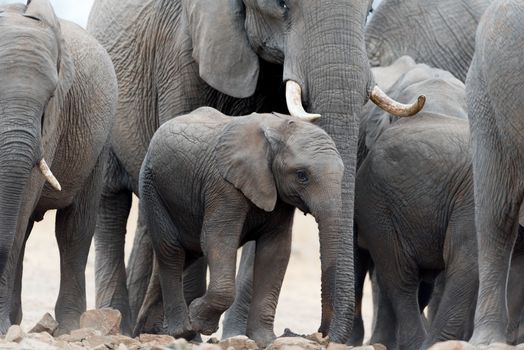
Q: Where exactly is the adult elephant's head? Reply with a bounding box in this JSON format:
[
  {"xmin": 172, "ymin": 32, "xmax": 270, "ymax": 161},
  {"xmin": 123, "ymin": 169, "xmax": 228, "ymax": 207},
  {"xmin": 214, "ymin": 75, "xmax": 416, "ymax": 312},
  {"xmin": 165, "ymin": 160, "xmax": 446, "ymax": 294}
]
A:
[
  {"xmin": 184, "ymin": 0, "xmax": 424, "ymax": 342},
  {"xmin": 0, "ymin": 0, "xmax": 73, "ymax": 271}
]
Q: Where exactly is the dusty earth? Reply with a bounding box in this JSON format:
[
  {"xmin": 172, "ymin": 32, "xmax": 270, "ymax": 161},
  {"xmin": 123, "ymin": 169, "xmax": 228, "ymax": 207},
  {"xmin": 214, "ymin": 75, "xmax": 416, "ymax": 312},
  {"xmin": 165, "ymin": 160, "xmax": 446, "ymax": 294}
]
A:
[{"xmin": 21, "ymin": 196, "xmax": 374, "ymax": 340}]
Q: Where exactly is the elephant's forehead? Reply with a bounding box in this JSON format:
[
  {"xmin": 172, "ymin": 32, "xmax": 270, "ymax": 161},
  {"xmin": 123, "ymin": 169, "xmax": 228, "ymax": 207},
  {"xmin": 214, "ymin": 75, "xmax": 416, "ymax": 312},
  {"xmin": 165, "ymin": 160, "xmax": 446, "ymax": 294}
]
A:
[{"xmin": 0, "ymin": 19, "xmax": 57, "ymax": 59}]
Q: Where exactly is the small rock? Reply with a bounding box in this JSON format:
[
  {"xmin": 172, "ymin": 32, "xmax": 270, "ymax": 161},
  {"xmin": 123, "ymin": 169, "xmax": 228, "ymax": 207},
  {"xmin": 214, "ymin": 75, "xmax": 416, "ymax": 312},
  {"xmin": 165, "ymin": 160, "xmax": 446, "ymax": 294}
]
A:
[
  {"xmin": 68, "ymin": 328, "xmax": 102, "ymax": 342},
  {"xmin": 219, "ymin": 336, "xmax": 259, "ymax": 350},
  {"xmin": 0, "ymin": 342, "xmax": 21, "ymax": 349},
  {"xmin": 19, "ymin": 338, "xmax": 57, "ymax": 350},
  {"xmin": 6, "ymin": 325, "xmax": 25, "ymax": 343},
  {"xmin": 306, "ymin": 333, "xmax": 328, "ymax": 346},
  {"xmin": 27, "ymin": 332, "xmax": 55, "ymax": 345},
  {"xmin": 326, "ymin": 342, "xmax": 353, "ymax": 350},
  {"xmin": 487, "ymin": 344, "xmax": 516, "ymax": 350},
  {"xmin": 110, "ymin": 335, "xmax": 141, "ymax": 347},
  {"xmin": 267, "ymin": 337, "xmax": 320, "ymax": 350},
  {"xmin": 197, "ymin": 344, "xmax": 222, "ymax": 350},
  {"xmin": 91, "ymin": 345, "xmax": 110, "ymax": 350},
  {"xmin": 83, "ymin": 335, "xmax": 116, "ymax": 348},
  {"xmin": 353, "ymin": 346, "xmax": 374, "ymax": 350},
  {"xmin": 29, "ymin": 313, "xmax": 59, "ymax": 335},
  {"xmin": 139, "ymin": 334, "xmax": 176, "ymax": 345},
  {"xmin": 79, "ymin": 309, "xmax": 122, "ymax": 336},
  {"xmin": 371, "ymin": 344, "xmax": 386, "ymax": 350},
  {"xmin": 428, "ymin": 341, "xmax": 476, "ymax": 350},
  {"xmin": 207, "ymin": 338, "xmax": 220, "ymax": 345},
  {"xmin": 116, "ymin": 345, "xmax": 129, "ymax": 350},
  {"xmin": 168, "ymin": 338, "xmax": 193, "ymax": 350}
]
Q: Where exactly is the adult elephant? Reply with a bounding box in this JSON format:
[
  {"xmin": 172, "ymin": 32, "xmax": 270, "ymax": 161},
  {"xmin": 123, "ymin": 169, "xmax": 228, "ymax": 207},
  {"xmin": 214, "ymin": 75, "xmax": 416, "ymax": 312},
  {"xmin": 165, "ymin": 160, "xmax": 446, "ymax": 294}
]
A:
[
  {"xmin": 87, "ymin": 0, "xmax": 424, "ymax": 339},
  {"xmin": 0, "ymin": 0, "xmax": 116, "ymax": 334},
  {"xmin": 467, "ymin": 0, "xmax": 524, "ymax": 345},
  {"xmin": 366, "ymin": 0, "xmax": 492, "ymax": 82}
]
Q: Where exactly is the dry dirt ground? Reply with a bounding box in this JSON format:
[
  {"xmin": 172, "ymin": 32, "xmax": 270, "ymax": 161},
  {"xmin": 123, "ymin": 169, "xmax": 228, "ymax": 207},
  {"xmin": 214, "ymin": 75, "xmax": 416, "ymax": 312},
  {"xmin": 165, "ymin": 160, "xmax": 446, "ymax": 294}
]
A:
[{"xmin": 21, "ymin": 196, "xmax": 374, "ymax": 340}]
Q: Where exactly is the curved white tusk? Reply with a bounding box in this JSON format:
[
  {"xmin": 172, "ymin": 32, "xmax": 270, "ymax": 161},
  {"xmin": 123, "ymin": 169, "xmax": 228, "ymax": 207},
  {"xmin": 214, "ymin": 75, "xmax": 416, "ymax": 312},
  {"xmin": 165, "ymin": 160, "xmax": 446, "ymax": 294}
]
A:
[
  {"xmin": 38, "ymin": 159, "xmax": 61, "ymax": 191},
  {"xmin": 370, "ymin": 85, "xmax": 426, "ymax": 117},
  {"xmin": 285, "ymin": 80, "xmax": 321, "ymax": 122}
]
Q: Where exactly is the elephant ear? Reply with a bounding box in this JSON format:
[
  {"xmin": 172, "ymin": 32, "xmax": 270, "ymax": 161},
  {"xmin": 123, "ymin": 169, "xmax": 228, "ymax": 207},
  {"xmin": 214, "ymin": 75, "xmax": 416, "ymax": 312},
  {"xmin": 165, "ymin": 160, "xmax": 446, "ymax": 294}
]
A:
[
  {"xmin": 184, "ymin": 0, "xmax": 259, "ymax": 98},
  {"xmin": 25, "ymin": 0, "xmax": 75, "ymax": 129},
  {"xmin": 215, "ymin": 117, "xmax": 277, "ymax": 212}
]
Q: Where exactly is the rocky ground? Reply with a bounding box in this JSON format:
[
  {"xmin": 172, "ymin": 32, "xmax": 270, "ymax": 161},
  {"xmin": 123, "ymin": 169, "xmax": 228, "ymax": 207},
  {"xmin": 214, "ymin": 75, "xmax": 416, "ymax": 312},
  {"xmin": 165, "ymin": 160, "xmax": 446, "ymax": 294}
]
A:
[{"xmin": 2, "ymin": 308, "xmax": 524, "ymax": 350}]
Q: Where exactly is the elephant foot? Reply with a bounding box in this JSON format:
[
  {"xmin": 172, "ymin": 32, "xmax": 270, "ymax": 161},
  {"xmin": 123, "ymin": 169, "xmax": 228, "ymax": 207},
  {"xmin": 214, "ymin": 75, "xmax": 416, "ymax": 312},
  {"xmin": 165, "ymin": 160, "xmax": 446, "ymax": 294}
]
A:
[
  {"xmin": 469, "ymin": 323, "xmax": 506, "ymax": 346},
  {"xmin": 0, "ymin": 317, "xmax": 11, "ymax": 335},
  {"xmin": 248, "ymin": 328, "xmax": 276, "ymax": 348},
  {"xmin": 188, "ymin": 298, "xmax": 221, "ymax": 335},
  {"xmin": 166, "ymin": 319, "xmax": 197, "ymax": 340}
]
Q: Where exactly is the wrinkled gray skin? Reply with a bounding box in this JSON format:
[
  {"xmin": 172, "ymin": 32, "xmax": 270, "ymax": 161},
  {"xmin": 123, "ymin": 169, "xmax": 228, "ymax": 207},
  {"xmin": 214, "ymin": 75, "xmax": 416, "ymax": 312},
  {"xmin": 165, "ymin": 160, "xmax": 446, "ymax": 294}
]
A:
[
  {"xmin": 88, "ymin": 0, "xmax": 375, "ymax": 340},
  {"xmin": 137, "ymin": 108, "xmax": 344, "ymax": 347},
  {"xmin": 0, "ymin": 0, "xmax": 116, "ymax": 334},
  {"xmin": 366, "ymin": 0, "xmax": 492, "ymax": 82},
  {"xmin": 467, "ymin": 0, "xmax": 524, "ymax": 345},
  {"xmin": 355, "ymin": 61, "xmax": 478, "ymax": 350}
]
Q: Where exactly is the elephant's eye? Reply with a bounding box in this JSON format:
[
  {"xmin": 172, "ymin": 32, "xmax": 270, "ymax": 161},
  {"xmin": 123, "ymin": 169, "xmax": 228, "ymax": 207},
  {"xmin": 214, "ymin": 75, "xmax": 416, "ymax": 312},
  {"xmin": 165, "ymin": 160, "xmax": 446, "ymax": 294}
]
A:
[
  {"xmin": 296, "ymin": 170, "xmax": 309, "ymax": 183},
  {"xmin": 277, "ymin": 0, "xmax": 288, "ymax": 10}
]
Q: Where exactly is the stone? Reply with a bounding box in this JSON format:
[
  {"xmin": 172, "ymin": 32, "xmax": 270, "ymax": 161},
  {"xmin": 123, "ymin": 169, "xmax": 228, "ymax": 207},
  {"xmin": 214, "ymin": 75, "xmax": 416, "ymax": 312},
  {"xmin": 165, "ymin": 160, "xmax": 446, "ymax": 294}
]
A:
[
  {"xmin": 68, "ymin": 328, "xmax": 102, "ymax": 342},
  {"xmin": 79, "ymin": 309, "xmax": 122, "ymax": 336},
  {"xmin": 27, "ymin": 332, "xmax": 55, "ymax": 345},
  {"xmin": 116, "ymin": 345, "xmax": 129, "ymax": 350},
  {"xmin": 305, "ymin": 333, "xmax": 328, "ymax": 346},
  {"xmin": 487, "ymin": 344, "xmax": 516, "ymax": 350},
  {"xmin": 110, "ymin": 335, "xmax": 141, "ymax": 347},
  {"xmin": 371, "ymin": 344, "xmax": 387, "ymax": 350},
  {"xmin": 19, "ymin": 338, "xmax": 57, "ymax": 350},
  {"xmin": 219, "ymin": 336, "xmax": 259, "ymax": 350},
  {"xmin": 83, "ymin": 335, "xmax": 116, "ymax": 348},
  {"xmin": 0, "ymin": 342, "xmax": 21, "ymax": 349},
  {"xmin": 197, "ymin": 344, "xmax": 222, "ymax": 350},
  {"xmin": 326, "ymin": 342, "xmax": 353, "ymax": 350},
  {"xmin": 267, "ymin": 337, "xmax": 320, "ymax": 350},
  {"xmin": 29, "ymin": 313, "xmax": 59, "ymax": 335},
  {"xmin": 5, "ymin": 325, "xmax": 25, "ymax": 343},
  {"xmin": 91, "ymin": 345, "xmax": 111, "ymax": 350},
  {"xmin": 167, "ymin": 338, "xmax": 192, "ymax": 350},
  {"xmin": 353, "ymin": 346, "xmax": 374, "ymax": 350},
  {"xmin": 428, "ymin": 341, "xmax": 477, "ymax": 350},
  {"xmin": 138, "ymin": 334, "xmax": 176, "ymax": 346}
]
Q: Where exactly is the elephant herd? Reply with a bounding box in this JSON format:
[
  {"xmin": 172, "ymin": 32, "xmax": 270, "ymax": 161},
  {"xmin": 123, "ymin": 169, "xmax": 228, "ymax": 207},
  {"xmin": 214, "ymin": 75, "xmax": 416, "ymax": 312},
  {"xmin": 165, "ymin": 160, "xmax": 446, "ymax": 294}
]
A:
[{"xmin": 0, "ymin": 0, "xmax": 522, "ymax": 350}]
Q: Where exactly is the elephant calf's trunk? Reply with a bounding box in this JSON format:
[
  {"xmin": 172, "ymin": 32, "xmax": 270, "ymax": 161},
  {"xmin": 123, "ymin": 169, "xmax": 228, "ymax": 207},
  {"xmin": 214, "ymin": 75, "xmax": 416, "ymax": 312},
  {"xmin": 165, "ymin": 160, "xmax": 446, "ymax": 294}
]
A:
[{"xmin": 37, "ymin": 159, "xmax": 61, "ymax": 191}]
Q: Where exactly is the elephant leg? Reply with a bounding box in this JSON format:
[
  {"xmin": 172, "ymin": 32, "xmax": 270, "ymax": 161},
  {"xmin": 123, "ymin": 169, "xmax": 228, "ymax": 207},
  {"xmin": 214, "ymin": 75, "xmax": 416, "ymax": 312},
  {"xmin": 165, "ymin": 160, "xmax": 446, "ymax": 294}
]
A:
[
  {"xmin": 374, "ymin": 256, "xmax": 425, "ymax": 350},
  {"xmin": 506, "ymin": 227, "xmax": 524, "ymax": 344},
  {"xmin": 469, "ymin": 148, "xmax": 522, "ymax": 344},
  {"xmin": 9, "ymin": 220, "xmax": 33, "ymax": 325},
  {"xmin": 95, "ymin": 151, "xmax": 133, "ymax": 335},
  {"xmin": 422, "ymin": 214, "xmax": 478, "ymax": 347},
  {"xmin": 127, "ymin": 213, "xmax": 154, "ymax": 326},
  {"xmin": 426, "ymin": 274, "xmax": 444, "ymax": 326},
  {"xmin": 188, "ymin": 205, "xmax": 247, "ymax": 337},
  {"xmin": 222, "ymin": 241, "xmax": 256, "ymax": 339},
  {"xmin": 55, "ymin": 153, "xmax": 106, "ymax": 335},
  {"xmin": 134, "ymin": 254, "xmax": 207, "ymax": 337},
  {"xmin": 133, "ymin": 256, "xmax": 163, "ymax": 336},
  {"xmin": 246, "ymin": 220, "xmax": 293, "ymax": 347},
  {"xmin": 369, "ymin": 272, "xmax": 398, "ymax": 350}
]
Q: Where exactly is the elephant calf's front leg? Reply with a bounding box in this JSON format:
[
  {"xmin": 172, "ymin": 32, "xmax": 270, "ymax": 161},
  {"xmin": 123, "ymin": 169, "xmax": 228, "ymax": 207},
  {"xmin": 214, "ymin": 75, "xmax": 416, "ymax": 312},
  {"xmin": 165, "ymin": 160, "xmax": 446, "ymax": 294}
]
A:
[
  {"xmin": 247, "ymin": 216, "xmax": 293, "ymax": 347},
  {"xmin": 188, "ymin": 204, "xmax": 248, "ymax": 335}
]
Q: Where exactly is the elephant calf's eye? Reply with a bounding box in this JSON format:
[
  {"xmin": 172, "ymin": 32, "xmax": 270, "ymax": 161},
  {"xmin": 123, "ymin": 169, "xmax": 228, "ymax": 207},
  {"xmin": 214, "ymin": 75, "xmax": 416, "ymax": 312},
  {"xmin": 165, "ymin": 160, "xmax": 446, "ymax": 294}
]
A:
[
  {"xmin": 277, "ymin": 0, "xmax": 288, "ymax": 10},
  {"xmin": 296, "ymin": 170, "xmax": 309, "ymax": 184}
]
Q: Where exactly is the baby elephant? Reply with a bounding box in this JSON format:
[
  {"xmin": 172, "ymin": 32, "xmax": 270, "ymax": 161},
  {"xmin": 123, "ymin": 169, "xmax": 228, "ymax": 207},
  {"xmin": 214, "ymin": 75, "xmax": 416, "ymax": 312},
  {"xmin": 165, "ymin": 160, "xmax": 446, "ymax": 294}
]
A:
[{"xmin": 138, "ymin": 107, "xmax": 344, "ymax": 346}]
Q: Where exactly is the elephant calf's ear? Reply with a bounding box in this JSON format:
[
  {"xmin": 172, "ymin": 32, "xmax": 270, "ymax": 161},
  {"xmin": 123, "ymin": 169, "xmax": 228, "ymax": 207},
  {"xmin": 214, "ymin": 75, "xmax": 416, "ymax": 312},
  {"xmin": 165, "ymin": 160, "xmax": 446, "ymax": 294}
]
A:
[
  {"xmin": 184, "ymin": 0, "xmax": 259, "ymax": 99},
  {"xmin": 215, "ymin": 118, "xmax": 277, "ymax": 212}
]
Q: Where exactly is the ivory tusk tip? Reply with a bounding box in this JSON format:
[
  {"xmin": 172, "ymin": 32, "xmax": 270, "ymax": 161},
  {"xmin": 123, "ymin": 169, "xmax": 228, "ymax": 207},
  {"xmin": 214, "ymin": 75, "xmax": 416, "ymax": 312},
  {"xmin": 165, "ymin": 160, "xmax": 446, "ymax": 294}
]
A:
[{"xmin": 37, "ymin": 159, "xmax": 62, "ymax": 192}]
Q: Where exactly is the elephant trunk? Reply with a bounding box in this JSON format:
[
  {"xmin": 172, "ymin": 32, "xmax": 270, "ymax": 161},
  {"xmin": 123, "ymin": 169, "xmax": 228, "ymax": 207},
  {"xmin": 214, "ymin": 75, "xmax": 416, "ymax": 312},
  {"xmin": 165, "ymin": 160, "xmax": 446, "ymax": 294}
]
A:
[
  {"xmin": 0, "ymin": 105, "xmax": 43, "ymax": 275},
  {"xmin": 287, "ymin": 1, "xmax": 371, "ymax": 343}
]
